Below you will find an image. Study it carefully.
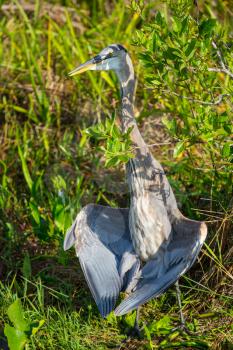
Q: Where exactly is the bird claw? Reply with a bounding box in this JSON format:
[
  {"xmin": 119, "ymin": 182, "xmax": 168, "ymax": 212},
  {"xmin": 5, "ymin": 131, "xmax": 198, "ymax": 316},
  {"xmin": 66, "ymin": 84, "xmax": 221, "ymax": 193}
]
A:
[
  {"xmin": 171, "ymin": 323, "xmax": 195, "ymax": 336},
  {"xmin": 127, "ymin": 324, "xmax": 142, "ymax": 339}
]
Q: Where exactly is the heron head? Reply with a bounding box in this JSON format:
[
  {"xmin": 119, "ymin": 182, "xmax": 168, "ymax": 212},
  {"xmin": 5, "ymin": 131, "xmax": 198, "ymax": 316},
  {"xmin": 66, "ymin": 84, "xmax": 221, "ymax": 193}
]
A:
[{"xmin": 68, "ymin": 44, "xmax": 128, "ymax": 76}]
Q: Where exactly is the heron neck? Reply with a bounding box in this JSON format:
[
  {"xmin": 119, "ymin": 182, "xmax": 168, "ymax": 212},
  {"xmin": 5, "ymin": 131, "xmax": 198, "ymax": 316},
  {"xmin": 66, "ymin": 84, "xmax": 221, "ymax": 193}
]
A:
[{"xmin": 116, "ymin": 63, "xmax": 148, "ymax": 151}]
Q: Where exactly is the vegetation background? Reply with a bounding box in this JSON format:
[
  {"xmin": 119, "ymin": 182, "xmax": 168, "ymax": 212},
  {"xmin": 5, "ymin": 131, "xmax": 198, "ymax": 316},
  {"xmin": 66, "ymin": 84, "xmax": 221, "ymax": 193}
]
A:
[{"xmin": 0, "ymin": 0, "xmax": 232, "ymax": 349}]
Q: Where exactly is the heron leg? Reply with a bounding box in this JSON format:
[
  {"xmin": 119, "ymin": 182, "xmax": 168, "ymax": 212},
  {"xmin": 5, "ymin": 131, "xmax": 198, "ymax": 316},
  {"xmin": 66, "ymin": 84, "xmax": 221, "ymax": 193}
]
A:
[
  {"xmin": 175, "ymin": 280, "xmax": 185, "ymax": 326},
  {"xmin": 126, "ymin": 307, "xmax": 141, "ymax": 338},
  {"xmin": 173, "ymin": 280, "xmax": 193, "ymax": 335},
  {"xmin": 131, "ymin": 307, "xmax": 141, "ymax": 337},
  {"xmin": 119, "ymin": 308, "xmax": 141, "ymax": 347},
  {"xmin": 134, "ymin": 307, "xmax": 140, "ymax": 334}
]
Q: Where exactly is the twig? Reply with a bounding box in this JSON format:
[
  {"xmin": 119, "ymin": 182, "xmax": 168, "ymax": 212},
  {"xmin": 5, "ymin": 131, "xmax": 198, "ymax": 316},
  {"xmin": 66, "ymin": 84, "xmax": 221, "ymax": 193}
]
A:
[
  {"xmin": 134, "ymin": 141, "xmax": 173, "ymax": 150},
  {"xmin": 208, "ymin": 41, "xmax": 233, "ymax": 78},
  {"xmin": 212, "ymin": 41, "xmax": 226, "ymax": 70},
  {"xmin": 147, "ymin": 141, "xmax": 173, "ymax": 147},
  {"xmin": 164, "ymin": 91, "xmax": 231, "ymax": 106},
  {"xmin": 208, "ymin": 68, "xmax": 233, "ymax": 78}
]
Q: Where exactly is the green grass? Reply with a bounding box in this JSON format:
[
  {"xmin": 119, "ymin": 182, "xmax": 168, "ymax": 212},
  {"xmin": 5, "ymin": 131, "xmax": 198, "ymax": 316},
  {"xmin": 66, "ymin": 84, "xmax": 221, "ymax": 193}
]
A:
[
  {"xmin": 0, "ymin": 0, "xmax": 232, "ymax": 349},
  {"xmin": 0, "ymin": 266, "xmax": 232, "ymax": 349}
]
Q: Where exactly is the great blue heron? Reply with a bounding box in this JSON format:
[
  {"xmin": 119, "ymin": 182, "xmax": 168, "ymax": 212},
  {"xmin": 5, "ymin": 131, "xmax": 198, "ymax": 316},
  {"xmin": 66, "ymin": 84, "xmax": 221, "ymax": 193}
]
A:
[{"xmin": 64, "ymin": 44, "xmax": 207, "ymax": 332}]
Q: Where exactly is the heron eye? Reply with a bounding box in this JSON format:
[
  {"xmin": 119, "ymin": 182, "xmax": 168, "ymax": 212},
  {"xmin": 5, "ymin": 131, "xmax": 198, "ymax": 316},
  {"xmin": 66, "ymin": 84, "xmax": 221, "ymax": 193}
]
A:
[{"xmin": 93, "ymin": 55, "xmax": 102, "ymax": 63}]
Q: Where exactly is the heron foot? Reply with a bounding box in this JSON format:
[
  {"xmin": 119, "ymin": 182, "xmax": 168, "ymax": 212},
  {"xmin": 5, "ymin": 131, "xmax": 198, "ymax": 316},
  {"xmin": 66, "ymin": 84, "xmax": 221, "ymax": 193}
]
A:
[
  {"xmin": 127, "ymin": 324, "xmax": 141, "ymax": 338},
  {"xmin": 172, "ymin": 323, "xmax": 195, "ymax": 336}
]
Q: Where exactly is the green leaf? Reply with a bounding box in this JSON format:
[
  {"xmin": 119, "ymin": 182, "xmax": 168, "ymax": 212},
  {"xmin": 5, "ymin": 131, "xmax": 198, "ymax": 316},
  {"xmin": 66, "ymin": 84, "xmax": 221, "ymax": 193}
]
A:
[
  {"xmin": 52, "ymin": 175, "xmax": 67, "ymax": 191},
  {"xmin": 152, "ymin": 315, "xmax": 171, "ymax": 332},
  {"xmin": 105, "ymin": 157, "xmax": 120, "ymax": 168},
  {"xmin": 100, "ymin": 71, "xmax": 115, "ymax": 88},
  {"xmin": 4, "ymin": 325, "xmax": 28, "ymax": 350},
  {"xmin": 160, "ymin": 340, "xmax": 209, "ymax": 348},
  {"xmin": 125, "ymin": 126, "xmax": 134, "ymax": 137},
  {"xmin": 106, "ymin": 311, "xmax": 117, "ymax": 325},
  {"xmin": 199, "ymin": 19, "xmax": 216, "ymax": 36},
  {"xmin": 29, "ymin": 201, "xmax": 40, "ymax": 225},
  {"xmin": 173, "ymin": 141, "xmax": 185, "ymax": 158},
  {"xmin": 54, "ymin": 203, "xmax": 66, "ymax": 231},
  {"xmin": 151, "ymin": 79, "xmax": 161, "ymax": 86},
  {"xmin": 7, "ymin": 299, "xmax": 29, "ymax": 332},
  {"xmin": 12, "ymin": 105, "xmax": 28, "ymax": 114},
  {"xmin": 79, "ymin": 133, "xmax": 87, "ymax": 148},
  {"xmin": 222, "ymin": 143, "xmax": 231, "ymax": 157},
  {"xmin": 185, "ymin": 39, "xmax": 196, "ymax": 59},
  {"xmin": 180, "ymin": 16, "xmax": 189, "ymax": 35},
  {"xmin": 118, "ymin": 155, "xmax": 131, "ymax": 163},
  {"xmin": 31, "ymin": 174, "xmax": 43, "ymax": 198},
  {"xmin": 22, "ymin": 253, "xmax": 31, "ymax": 279},
  {"xmin": 138, "ymin": 52, "xmax": 153, "ymax": 65},
  {"xmin": 30, "ymin": 319, "xmax": 45, "ymax": 335},
  {"xmin": 162, "ymin": 117, "xmax": 176, "ymax": 134},
  {"xmin": 143, "ymin": 325, "xmax": 154, "ymax": 349},
  {"xmin": 155, "ymin": 11, "xmax": 163, "ymax": 26},
  {"xmin": 164, "ymin": 47, "xmax": 182, "ymax": 60},
  {"xmin": 17, "ymin": 143, "xmax": 33, "ymax": 192},
  {"xmin": 124, "ymin": 311, "xmax": 136, "ymax": 328}
]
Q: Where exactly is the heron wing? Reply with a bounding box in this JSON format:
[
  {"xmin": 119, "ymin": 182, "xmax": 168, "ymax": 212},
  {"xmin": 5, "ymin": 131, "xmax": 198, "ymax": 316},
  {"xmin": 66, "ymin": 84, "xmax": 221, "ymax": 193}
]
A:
[
  {"xmin": 63, "ymin": 204, "xmax": 138, "ymax": 317},
  {"xmin": 78, "ymin": 234, "xmax": 121, "ymax": 317},
  {"xmin": 115, "ymin": 218, "xmax": 207, "ymax": 316}
]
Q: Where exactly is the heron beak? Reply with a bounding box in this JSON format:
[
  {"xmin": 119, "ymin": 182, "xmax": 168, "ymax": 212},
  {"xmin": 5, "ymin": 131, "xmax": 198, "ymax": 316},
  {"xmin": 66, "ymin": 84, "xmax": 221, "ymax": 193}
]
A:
[{"xmin": 68, "ymin": 59, "xmax": 96, "ymax": 76}]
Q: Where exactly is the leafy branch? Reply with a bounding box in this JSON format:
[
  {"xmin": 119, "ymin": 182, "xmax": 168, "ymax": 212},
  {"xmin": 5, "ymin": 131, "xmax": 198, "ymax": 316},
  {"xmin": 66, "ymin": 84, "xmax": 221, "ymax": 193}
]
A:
[
  {"xmin": 83, "ymin": 114, "xmax": 134, "ymax": 168},
  {"xmin": 132, "ymin": 6, "xmax": 233, "ymax": 209}
]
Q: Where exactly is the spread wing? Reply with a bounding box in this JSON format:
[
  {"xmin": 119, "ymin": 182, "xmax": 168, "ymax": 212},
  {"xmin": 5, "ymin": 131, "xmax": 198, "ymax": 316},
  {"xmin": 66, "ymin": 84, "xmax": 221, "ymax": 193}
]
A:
[
  {"xmin": 115, "ymin": 218, "xmax": 207, "ymax": 316},
  {"xmin": 63, "ymin": 204, "xmax": 139, "ymax": 317}
]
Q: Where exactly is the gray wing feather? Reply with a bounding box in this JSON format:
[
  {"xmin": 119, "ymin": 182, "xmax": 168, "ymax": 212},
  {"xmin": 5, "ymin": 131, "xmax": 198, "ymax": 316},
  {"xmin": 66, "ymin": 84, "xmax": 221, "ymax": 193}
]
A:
[
  {"xmin": 115, "ymin": 219, "xmax": 207, "ymax": 316},
  {"xmin": 119, "ymin": 251, "xmax": 141, "ymax": 292},
  {"xmin": 63, "ymin": 220, "xmax": 76, "ymax": 250},
  {"xmin": 64, "ymin": 204, "xmax": 138, "ymax": 317},
  {"xmin": 115, "ymin": 260, "xmax": 187, "ymax": 316},
  {"xmin": 78, "ymin": 238, "xmax": 121, "ymax": 317}
]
